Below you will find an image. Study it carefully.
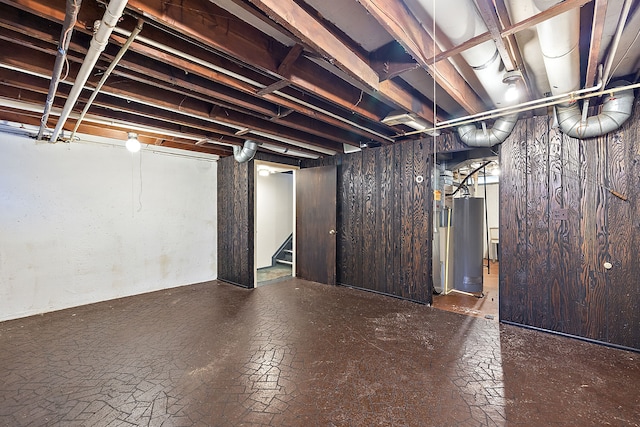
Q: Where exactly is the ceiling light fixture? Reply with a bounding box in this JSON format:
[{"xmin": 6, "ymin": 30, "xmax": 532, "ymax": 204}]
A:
[
  {"xmin": 381, "ymin": 111, "xmax": 440, "ymax": 136},
  {"xmin": 125, "ymin": 132, "xmax": 141, "ymax": 153},
  {"xmin": 502, "ymin": 70, "xmax": 523, "ymax": 104}
]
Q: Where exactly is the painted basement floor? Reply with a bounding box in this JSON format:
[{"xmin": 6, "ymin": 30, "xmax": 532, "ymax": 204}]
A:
[{"xmin": 0, "ymin": 279, "xmax": 638, "ymax": 426}]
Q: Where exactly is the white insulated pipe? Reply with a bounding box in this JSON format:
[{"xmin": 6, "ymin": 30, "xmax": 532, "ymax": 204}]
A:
[
  {"xmin": 50, "ymin": 0, "xmax": 129, "ymax": 142},
  {"xmin": 534, "ymin": 0, "xmax": 635, "ymax": 139},
  {"xmin": 418, "ymin": 0, "xmax": 508, "ymax": 107},
  {"xmin": 532, "ymin": 0, "xmax": 581, "ymax": 95}
]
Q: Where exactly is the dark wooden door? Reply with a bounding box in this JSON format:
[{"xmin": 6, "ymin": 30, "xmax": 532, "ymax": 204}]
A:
[{"xmin": 296, "ymin": 165, "xmax": 337, "ymax": 285}]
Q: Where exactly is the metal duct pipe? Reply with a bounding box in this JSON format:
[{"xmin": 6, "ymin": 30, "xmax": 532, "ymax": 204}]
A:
[
  {"xmin": 233, "ymin": 140, "xmax": 259, "ymax": 163},
  {"xmin": 457, "ymin": 114, "xmax": 519, "ymax": 147},
  {"xmin": 557, "ymin": 82, "xmax": 634, "ymax": 139},
  {"xmin": 70, "ymin": 18, "xmax": 143, "ymax": 140},
  {"xmin": 37, "ymin": 0, "xmax": 82, "ymax": 140},
  {"xmin": 50, "ymin": 0, "xmax": 129, "ymax": 142}
]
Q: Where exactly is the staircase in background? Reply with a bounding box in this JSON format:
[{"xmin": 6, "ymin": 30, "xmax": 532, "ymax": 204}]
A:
[{"xmin": 272, "ymin": 234, "xmax": 293, "ymax": 266}]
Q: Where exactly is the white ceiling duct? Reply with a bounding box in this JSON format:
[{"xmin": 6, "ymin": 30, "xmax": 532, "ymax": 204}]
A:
[
  {"xmin": 532, "ymin": 0, "xmax": 581, "ymax": 95},
  {"xmin": 533, "ymin": 0, "xmax": 634, "ymax": 139},
  {"xmin": 414, "ymin": 0, "xmax": 510, "ymax": 107},
  {"xmin": 411, "ymin": 0, "xmax": 521, "ymax": 147}
]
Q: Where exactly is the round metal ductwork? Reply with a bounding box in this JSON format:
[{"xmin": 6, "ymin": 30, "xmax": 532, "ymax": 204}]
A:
[{"xmin": 233, "ymin": 140, "xmax": 259, "ymax": 163}]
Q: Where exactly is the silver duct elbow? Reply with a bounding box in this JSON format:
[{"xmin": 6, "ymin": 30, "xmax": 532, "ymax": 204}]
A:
[
  {"xmin": 457, "ymin": 114, "xmax": 519, "ymax": 147},
  {"xmin": 556, "ymin": 82, "xmax": 634, "ymax": 139},
  {"xmin": 233, "ymin": 140, "xmax": 259, "ymax": 163}
]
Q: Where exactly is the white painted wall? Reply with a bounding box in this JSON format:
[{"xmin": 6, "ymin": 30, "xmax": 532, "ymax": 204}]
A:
[
  {"xmin": 474, "ymin": 183, "xmax": 500, "ymax": 258},
  {"xmin": 0, "ymin": 132, "xmax": 217, "ymax": 321},
  {"xmin": 256, "ymin": 172, "xmax": 293, "ymax": 269}
]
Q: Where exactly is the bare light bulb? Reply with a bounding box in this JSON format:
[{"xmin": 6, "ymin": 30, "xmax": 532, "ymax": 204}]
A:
[
  {"xmin": 505, "ymin": 84, "xmax": 519, "ymax": 103},
  {"xmin": 125, "ymin": 132, "xmax": 141, "ymax": 153}
]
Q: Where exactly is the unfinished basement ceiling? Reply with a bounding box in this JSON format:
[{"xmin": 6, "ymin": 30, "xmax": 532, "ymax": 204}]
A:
[{"xmin": 0, "ymin": 0, "xmax": 638, "ymax": 159}]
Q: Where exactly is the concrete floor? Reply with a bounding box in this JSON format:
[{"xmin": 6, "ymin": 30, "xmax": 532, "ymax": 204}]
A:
[
  {"xmin": 432, "ymin": 261, "xmax": 499, "ymax": 320},
  {"xmin": 0, "ymin": 279, "xmax": 638, "ymax": 426},
  {"xmin": 257, "ymin": 264, "xmax": 292, "ymax": 286}
]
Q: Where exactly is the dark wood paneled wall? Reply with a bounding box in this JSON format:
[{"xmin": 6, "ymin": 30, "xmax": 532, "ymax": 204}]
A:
[
  {"xmin": 303, "ymin": 139, "xmax": 433, "ymax": 304},
  {"xmin": 499, "ymin": 99, "xmax": 640, "ymax": 350},
  {"xmin": 217, "ymin": 154, "xmax": 254, "ymax": 287},
  {"xmin": 217, "ymin": 151, "xmax": 299, "ymax": 288}
]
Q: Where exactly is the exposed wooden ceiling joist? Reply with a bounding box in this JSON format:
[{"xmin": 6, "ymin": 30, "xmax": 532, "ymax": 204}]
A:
[
  {"xmin": 125, "ymin": 0, "xmax": 436, "ymax": 125},
  {"xmin": 474, "ymin": 0, "xmax": 516, "ymax": 72},
  {"xmin": 355, "ymin": 0, "xmax": 487, "ymax": 115},
  {"xmin": 585, "ymin": 0, "xmax": 609, "ymax": 87},
  {"xmin": 246, "ymin": 0, "xmax": 380, "ymax": 90}
]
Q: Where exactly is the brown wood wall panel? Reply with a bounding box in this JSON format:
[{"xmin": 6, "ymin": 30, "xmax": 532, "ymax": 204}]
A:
[
  {"xmin": 500, "ymin": 98, "xmax": 640, "ymax": 350},
  {"xmin": 217, "ymin": 151, "xmax": 297, "ymax": 288},
  {"xmin": 412, "ymin": 140, "xmax": 429, "ymax": 299},
  {"xmin": 526, "ymin": 116, "xmax": 550, "ymax": 328},
  {"xmin": 302, "ymin": 139, "xmax": 432, "ymax": 303},
  {"xmin": 217, "ymin": 155, "xmax": 253, "ymax": 287},
  {"xmin": 499, "ymin": 120, "xmax": 528, "ymax": 324},
  {"xmin": 362, "ymin": 149, "xmax": 377, "ymax": 292}
]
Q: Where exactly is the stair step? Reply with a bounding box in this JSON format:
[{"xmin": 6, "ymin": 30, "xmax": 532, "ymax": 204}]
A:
[
  {"xmin": 284, "ymin": 250, "xmax": 293, "ymax": 254},
  {"xmin": 276, "ymin": 259, "xmax": 293, "ymax": 265}
]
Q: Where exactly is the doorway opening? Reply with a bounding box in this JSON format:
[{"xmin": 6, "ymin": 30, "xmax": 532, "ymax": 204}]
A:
[
  {"xmin": 431, "ymin": 149, "xmax": 500, "ymax": 320},
  {"xmin": 254, "ymin": 161, "xmax": 297, "ymax": 287}
]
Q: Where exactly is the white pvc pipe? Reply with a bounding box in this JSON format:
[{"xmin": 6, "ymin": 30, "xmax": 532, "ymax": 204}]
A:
[
  {"xmin": 70, "ymin": 18, "xmax": 143, "ymax": 141},
  {"xmin": 38, "ymin": 0, "xmax": 82, "ymax": 140},
  {"xmin": 602, "ymin": 0, "xmax": 633, "ymax": 86},
  {"xmin": 50, "ymin": 0, "xmax": 129, "ymax": 142}
]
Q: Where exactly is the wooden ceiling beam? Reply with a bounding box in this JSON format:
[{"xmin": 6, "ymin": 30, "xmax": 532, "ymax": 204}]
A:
[
  {"xmin": 0, "ymin": 88, "xmax": 232, "ymax": 156},
  {"xmin": 370, "ymin": 41, "xmax": 420, "ymax": 82},
  {"xmin": 585, "ymin": 0, "xmax": 608, "ymax": 87},
  {"xmin": 474, "ymin": 0, "xmax": 515, "ymax": 71},
  {"xmin": 125, "ymin": 0, "xmax": 436, "ymax": 124},
  {"xmin": 0, "ymin": 82, "xmax": 319, "ymax": 157},
  {"xmin": 0, "ymin": 1, "xmax": 396, "ymax": 145},
  {"xmin": 255, "ymin": 44, "xmax": 304, "ymax": 96},
  {"xmin": 0, "ymin": 44, "xmax": 347, "ymax": 152},
  {"xmin": 492, "ymin": 0, "xmax": 535, "ymax": 98},
  {"xmin": 246, "ymin": 0, "xmax": 379, "ymax": 90},
  {"xmin": 355, "ymin": 0, "xmax": 486, "ymax": 115}
]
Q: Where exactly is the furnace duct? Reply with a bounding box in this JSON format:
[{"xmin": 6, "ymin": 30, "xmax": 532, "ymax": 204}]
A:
[
  {"xmin": 233, "ymin": 140, "xmax": 259, "ymax": 163},
  {"xmin": 456, "ymin": 114, "xmax": 519, "ymax": 147},
  {"xmin": 556, "ymin": 82, "xmax": 635, "ymax": 139}
]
